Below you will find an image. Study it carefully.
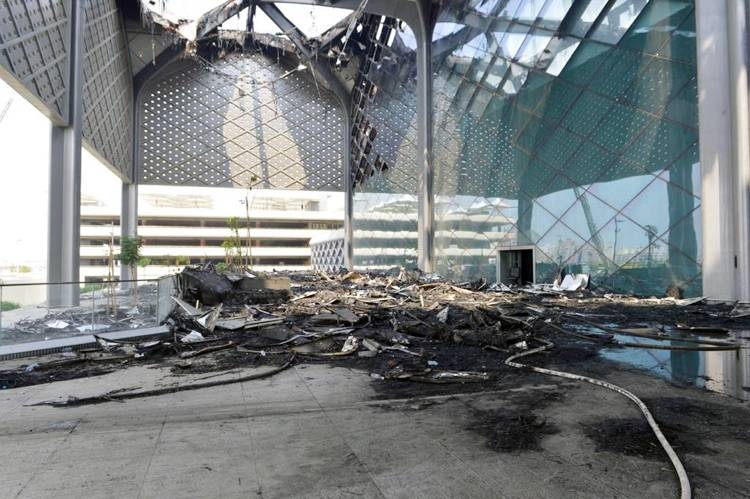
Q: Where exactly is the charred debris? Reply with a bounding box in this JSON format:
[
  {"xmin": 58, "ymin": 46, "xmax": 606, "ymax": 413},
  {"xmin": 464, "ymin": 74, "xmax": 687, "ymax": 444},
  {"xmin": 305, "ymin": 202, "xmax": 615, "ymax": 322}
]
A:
[
  {"xmin": 3, "ymin": 264, "xmax": 746, "ymax": 396},
  {"xmin": 5, "ymin": 265, "xmax": 749, "ymax": 495}
]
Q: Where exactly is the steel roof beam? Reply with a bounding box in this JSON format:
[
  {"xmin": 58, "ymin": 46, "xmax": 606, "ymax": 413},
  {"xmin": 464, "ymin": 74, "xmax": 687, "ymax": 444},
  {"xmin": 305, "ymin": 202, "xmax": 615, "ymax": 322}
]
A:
[
  {"xmin": 258, "ymin": 2, "xmax": 350, "ymax": 108},
  {"xmin": 140, "ymin": 0, "xmax": 252, "ymax": 42}
]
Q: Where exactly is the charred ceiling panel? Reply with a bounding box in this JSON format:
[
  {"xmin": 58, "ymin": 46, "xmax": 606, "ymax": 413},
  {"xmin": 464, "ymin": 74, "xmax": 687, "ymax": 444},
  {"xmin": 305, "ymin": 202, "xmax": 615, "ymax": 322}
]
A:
[
  {"xmin": 349, "ymin": 14, "xmax": 419, "ymax": 270},
  {"xmin": 126, "ymin": 22, "xmax": 176, "ymax": 76},
  {"xmin": 349, "ymin": 15, "xmax": 418, "ymax": 192},
  {"xmin": 0, "ymin": 0, "xmax": 69, "ymax": 121},
  {"xmin": 137, "ymin": 50, "xmax": 344, "ymax": 190},
  {"xmin": 82, "ymin": 0, "xmax": 133, "ymax": 179}
]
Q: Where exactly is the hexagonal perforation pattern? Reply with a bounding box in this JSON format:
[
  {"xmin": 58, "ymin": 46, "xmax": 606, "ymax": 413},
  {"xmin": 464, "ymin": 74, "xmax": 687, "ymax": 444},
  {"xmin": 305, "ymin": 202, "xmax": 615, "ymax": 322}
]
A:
[{"xmin": 138, "ymin": 51, "xmax": 345, "ymax": 190}]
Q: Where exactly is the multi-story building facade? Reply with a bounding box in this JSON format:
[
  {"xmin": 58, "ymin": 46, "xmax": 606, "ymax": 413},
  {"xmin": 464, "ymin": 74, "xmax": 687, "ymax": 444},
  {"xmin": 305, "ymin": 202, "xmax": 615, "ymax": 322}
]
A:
[{"xmin": 80, "ymin": 186, "xmax": 344, "ymax": 279}]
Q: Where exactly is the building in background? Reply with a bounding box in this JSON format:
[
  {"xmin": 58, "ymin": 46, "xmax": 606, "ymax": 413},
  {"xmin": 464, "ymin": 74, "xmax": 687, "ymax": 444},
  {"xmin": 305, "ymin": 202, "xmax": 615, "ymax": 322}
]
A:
[{"xmin": 80, "ymin": 187, "xmax": 344, "ymax": 279}]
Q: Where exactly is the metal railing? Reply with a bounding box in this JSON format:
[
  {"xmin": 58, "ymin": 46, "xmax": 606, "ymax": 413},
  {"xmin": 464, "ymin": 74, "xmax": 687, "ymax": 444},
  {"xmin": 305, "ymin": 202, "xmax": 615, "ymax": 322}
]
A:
[{"xmin": 0, "ymin": 276, "xmax": 176, "ymax": 347}]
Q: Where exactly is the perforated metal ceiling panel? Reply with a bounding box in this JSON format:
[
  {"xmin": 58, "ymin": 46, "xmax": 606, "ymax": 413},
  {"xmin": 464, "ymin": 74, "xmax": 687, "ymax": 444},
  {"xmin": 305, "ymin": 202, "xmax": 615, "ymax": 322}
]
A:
[
  {"xmin": 0, "ymin": 0, "xmax": 69, "ymax": 121},
  {"xmin": 82, "ymin": 0, "xmax": 133, "ymax": 179},
  {"xmin": 137, "ymin": 51, "xmax": 345, "ymax": 190}
]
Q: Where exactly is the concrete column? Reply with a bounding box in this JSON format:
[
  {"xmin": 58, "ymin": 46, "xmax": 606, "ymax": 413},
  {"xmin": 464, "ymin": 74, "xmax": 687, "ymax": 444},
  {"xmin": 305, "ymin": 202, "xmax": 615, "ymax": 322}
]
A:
[
  {"xmin": 696, "ymin": 0, "xmax": 750, "ymax": 301},
  {"xmin": 47, "ymin": 0, "xmax": 84, "ymax": 306},
  {"xmin": 343, "ymin": 110, "xmax": 354, "ymax": 270},
  {"xmin": 727, "ymin": 0, "xmax": 750, "ymax": 301},
  {"xmin": 120, "ymin": 182, "xmax": 138, "ymax": 282},
  {"xmin": 416, "ymin": 2, "xmax": 434, "ymax": 273}
]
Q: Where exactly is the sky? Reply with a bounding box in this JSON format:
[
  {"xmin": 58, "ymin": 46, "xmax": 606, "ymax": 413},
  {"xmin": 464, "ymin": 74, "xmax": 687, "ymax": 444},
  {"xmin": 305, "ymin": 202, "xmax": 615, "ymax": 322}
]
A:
[{"xmin": 0, "ymin": 78, "xmax": 121, "ymax": 270}]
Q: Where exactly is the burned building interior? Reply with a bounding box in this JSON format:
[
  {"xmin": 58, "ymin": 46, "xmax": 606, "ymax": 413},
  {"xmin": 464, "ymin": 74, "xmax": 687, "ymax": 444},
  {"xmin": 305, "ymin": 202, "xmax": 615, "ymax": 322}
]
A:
[{"xmin": 0, "ymin": 1, "xmax": 749, "ymax": 498}]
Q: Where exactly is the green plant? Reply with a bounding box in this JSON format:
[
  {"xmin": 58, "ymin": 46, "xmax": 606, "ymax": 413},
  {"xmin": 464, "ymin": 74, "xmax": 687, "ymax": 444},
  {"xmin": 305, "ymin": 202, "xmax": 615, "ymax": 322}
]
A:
[
  {"xmin": 0, "ymin": 301, "xmax": 20, "ymax": 311},
  {"xmin": 174, "ymin": 255, "xmax": 190, "ymax": 266},
  {"xmin": 118, "ymin": 235, "xmax": 143, "ymax": 304},
  {"xmin": 17, "ymin": 265, "xmax": 32, "ymax": 273},
  {"xmin": 222, "ymin": 217, "xmax": 243, "ymax": 271},
  {"xmin": 138, "ymin": 257, "xmax": 152, "ymax": 267},
  {"xmin": 80, "ymin": 282, "xmax": 101, "ymax": 294}
]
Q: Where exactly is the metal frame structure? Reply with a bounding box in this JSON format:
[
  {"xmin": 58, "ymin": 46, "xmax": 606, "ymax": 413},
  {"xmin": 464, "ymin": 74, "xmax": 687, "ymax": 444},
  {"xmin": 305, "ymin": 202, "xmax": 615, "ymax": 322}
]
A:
[
  {"xmin": 0, "ymin": 0, "xmax": 747, "ymax": 300},
  {"xmin": 48, "ymin": 0, "xmax": 84, "ymax": 306}
]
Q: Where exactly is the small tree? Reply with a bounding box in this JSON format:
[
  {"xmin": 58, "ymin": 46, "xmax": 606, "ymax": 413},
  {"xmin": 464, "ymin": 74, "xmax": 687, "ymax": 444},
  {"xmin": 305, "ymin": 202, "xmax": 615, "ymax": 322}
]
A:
[
  {"xmin": 222, "ymin": 217, "xmax": 243, "ymax": 272},
  {"xmin": 118, "ymin": 235, "xmax": 143, "ymax": 305}
]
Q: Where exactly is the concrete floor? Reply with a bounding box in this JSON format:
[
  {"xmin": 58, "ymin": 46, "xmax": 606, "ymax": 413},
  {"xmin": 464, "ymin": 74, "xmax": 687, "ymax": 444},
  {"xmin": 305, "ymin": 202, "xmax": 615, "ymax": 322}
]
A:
[{"xmin": 1, "ymin": 361, "xmax": 748, "ymax": 498}]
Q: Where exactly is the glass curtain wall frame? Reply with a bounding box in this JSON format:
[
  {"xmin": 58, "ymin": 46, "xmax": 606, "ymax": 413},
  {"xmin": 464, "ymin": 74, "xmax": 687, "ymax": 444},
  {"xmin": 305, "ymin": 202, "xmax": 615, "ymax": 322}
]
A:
[{"xmin": 431, "ymin": 0, "xmax": 701, "ymax": 296}]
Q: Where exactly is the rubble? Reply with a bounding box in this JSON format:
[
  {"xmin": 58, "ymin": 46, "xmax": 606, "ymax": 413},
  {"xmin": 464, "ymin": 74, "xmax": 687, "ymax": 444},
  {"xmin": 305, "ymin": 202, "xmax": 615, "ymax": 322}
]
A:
[
  {"xmin": 553, "ymin": 273, "xmax": 589, "ymax": 292},
  {"xmin": 0, "ymin": 285, "xmax": 161, "ymax": 347},
  {"xmin": 178, "ymin": 266, "xmax": 290, "ymax": 306},
  {"xmin": 1, "ymin": 262, "xmax": 746, "ymax": 476},
  {"xmin": 3, "ymin": 265, "xmax": 743, "ymax": 400},
  {"xmin": 4, "ymin": 266, "xmax": 748, "ymax": 497}
]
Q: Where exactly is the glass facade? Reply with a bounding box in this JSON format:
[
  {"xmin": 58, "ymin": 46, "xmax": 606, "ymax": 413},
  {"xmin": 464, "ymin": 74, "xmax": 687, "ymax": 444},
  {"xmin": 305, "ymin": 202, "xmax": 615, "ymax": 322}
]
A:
[
  {"xmin": 431, "ymin": 0, "xmax": 700, "ymax": 296},
  {"xmin": 351, "ymin": 17, "xmax": 420, "ymax": 269}
]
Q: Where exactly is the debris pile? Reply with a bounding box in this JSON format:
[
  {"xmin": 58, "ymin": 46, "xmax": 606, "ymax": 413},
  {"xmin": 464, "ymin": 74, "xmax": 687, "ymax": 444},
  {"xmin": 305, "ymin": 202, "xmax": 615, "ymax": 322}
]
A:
[
  {"xmin": 0, "ymin": 284, "xmax": 159, "ymax": 346},
  {"xmin": 4, "ymin": 265, "xmax": 747, "ymax": 400},
  {"xmin": 4, "ymin": 265, "xmax": 749, "ymax": 497}
]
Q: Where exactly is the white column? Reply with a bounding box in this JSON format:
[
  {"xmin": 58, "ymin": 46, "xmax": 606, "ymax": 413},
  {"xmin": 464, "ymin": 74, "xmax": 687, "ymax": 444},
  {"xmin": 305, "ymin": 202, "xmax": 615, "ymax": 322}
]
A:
[
  {"xmin": 343, "ymin": 110, "xmax": 354, "ymax": 271},
  {"xmin": 695, "ymin": 0, "xmax": 749, "ymax": 301},
  {"xmin": 120, "ymin": 182, "xmax": 138, "ymax": 282},
  {"xmin": 416, "ymin": 1, "xmax": 434, "ymax": 273},
  {"xmin": 47, "ymin": 0, "xmax": 84, "ymax": 306},
  {"xmin": 727, "ymin": 0, "xmax": 750, "ymax": 301}
]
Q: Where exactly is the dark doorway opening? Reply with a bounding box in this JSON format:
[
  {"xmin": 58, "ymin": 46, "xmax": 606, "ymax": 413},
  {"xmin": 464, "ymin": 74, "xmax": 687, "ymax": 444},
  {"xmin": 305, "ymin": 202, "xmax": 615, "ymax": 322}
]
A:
[{"xmin": 498, "ymin": 248, "xmax": 534, "ymax": 286}]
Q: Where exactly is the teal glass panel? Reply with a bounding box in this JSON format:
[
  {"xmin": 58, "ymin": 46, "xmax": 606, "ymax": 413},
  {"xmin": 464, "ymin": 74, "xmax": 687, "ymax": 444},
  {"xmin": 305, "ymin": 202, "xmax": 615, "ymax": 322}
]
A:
[
  {"xmin": 622, "ymin": 57, "xmax": 693, "ymax": 112},
  {"xmin": 560, "ymin": 40, "xmax": 610, "ymax": 85},
  {"xmin": 619, "ymin": 0, "xmax": 693, "ymax": 54},
  {"xmin": 565, "ymin": 144, "xmax": 613, "ymax": 185},
  {"xmin": 537, "ymin": 127, "xmax": 583, "ymax": 166},
  {"xmin": 591, "ymin": 0, "xmax": 649, "ymax": 44},
  {"xmin": 431, "ymin": 0, "xmax": 700, "ymax": 295},
  {"xmin": 588, "ymin": 47, "xmax": 642, "ymax": 98},
  {"xmin": 589, "ymin": 102, "xmax": 651, "ymax": 153},
  {"xmin": 515, "ymin": 71, "xmax": 552, "ymax": 111},
  {"xmin": 519, "ymin": 159, "xmax": 558, "ymax": 198},
  {"xmin": 535, "ymin": 79, "xmax": 581, "ymax": 123},
  {"xmin": 664, "ymin": 75, "xmax": 698, "ymax": 126},
  {"xmin": 561, "ymin": 90, "xmax": 612, "ymax": 133},
  {"xmin": 668, "ymin": 11, "xmax": 696, "ymax": 64},
  {"xmin": 517, "ymin": 117, "xmax": 555, "ymax": 150},
  {"xmin": 620, "ymin": 120, "xmax": 696, "ymax": 171}
]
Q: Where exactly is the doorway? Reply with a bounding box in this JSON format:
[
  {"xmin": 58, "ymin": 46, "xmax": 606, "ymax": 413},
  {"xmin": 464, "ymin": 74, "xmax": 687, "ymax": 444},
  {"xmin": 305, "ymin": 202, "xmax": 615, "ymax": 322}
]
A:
[{"xmin": 497, "ymin": 247, "xmax": 535, "ymax": 286}]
